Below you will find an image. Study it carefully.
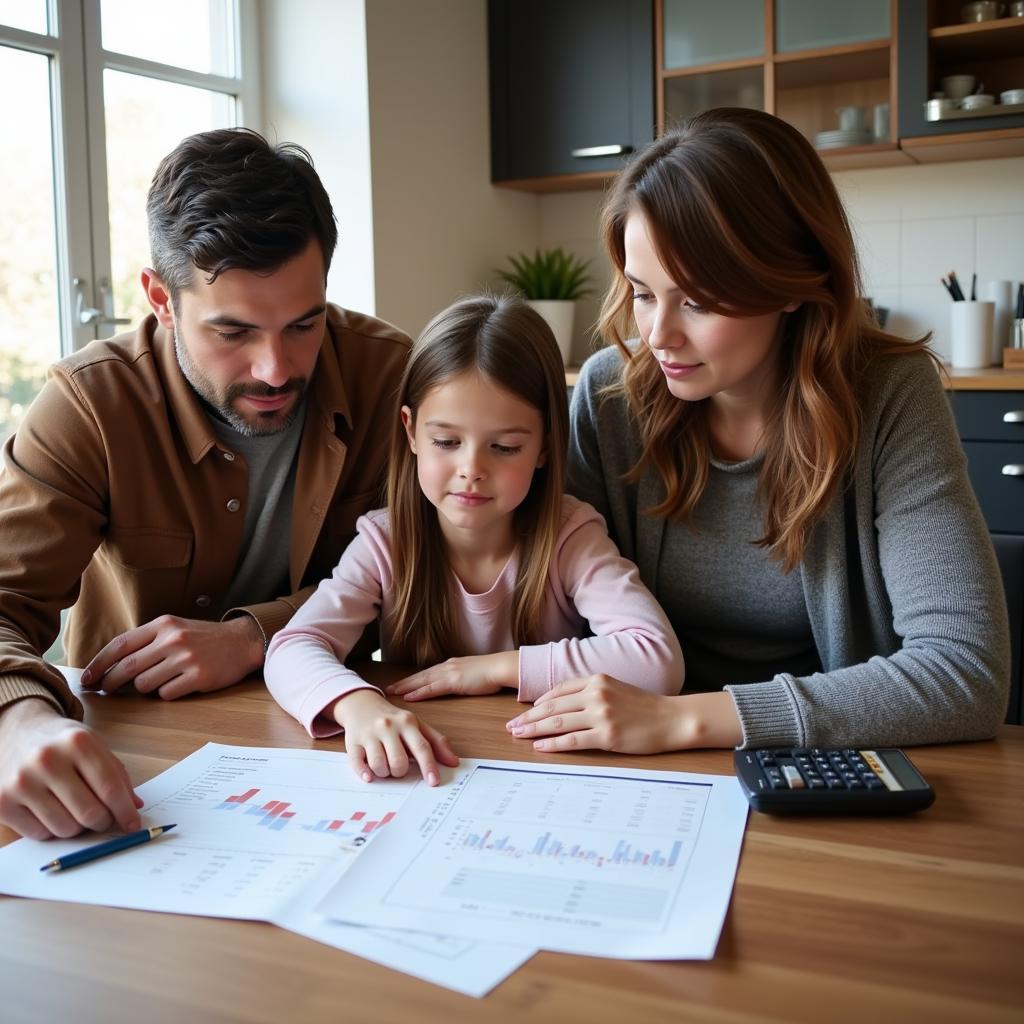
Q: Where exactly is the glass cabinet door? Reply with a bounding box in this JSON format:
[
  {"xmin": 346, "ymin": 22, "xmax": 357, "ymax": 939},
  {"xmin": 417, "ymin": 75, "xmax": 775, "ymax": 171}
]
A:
[
  {"xmin": 775, "ymin": 0, "xmax": 890, "ymax": 53},
  {"xmin": 664, "ymin": 67, "xmax": 764, "ymax": 129},
  {"xmin": 663, "ymin": 0, "xmax": 764, "ymax": 69}
]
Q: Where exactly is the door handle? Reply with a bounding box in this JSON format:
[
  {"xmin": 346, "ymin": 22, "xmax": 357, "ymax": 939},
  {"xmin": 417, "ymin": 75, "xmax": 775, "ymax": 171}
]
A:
[
  {"xmin": 74, "ymin": 277, "xmax": 130, "ymax": 327},
  {"xmin": 571, "ymin": 144, "xmax": 633, "ymax": 158}
]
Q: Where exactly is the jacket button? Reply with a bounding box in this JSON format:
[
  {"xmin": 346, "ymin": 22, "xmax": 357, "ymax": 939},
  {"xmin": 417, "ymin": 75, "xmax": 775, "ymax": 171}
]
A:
[
  {"xmin": 226, "ymin": 498, "xmax": 241, "ymax": 512},
  {"xmin": 222, "ymin": 451, "xmax": 235, "ymax": 461},
  {"xmin": 195, "ymin": 595, "xmax": 212, "ymax": 608}
]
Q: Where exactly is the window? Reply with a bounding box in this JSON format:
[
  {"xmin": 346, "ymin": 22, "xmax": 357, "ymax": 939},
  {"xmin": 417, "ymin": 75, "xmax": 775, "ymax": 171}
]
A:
[{"xmin": 0, "ymin": 0, "xmax": 259, "ymax": 440}]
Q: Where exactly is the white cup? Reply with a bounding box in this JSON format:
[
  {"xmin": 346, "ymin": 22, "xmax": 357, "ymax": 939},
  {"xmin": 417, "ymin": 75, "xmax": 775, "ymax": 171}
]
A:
[
  {"xmin": 836, "ymin": 105, "xmax": 867, "ymax": 132},
  {"xmin": 873, "ymin": 102, "xmax": 890, "ymax": 140},
  {"xmin": 986, "ymin": 280, "xmax": 1013, "ymax": 362},
  {"xmin": 950, "ymin": 301, "xmax": 995, "ymax": 369}
]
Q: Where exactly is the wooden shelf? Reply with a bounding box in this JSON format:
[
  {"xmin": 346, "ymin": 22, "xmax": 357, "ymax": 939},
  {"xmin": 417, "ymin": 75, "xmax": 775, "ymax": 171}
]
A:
[
  {"xmin": 820, "ymin": 142, "xmax": 914, "ymax": 170},
  {"xmin": 774, "ymin": 40, "xmax": 890, "ymax": 89},
  {"xmin": 662, "ymin": 56, "xmax": 765, "ymax": 80},
  {"xmin": 929, "ymin": 17, "xmax": 1024, "ymax": 60},
  {"xmin": 492, "ymin": 170, "xmax": 615, "ymax": 194},
  {"xmin": 901, "ymin": 126, "xmax": 1024, "ymax": 162}
]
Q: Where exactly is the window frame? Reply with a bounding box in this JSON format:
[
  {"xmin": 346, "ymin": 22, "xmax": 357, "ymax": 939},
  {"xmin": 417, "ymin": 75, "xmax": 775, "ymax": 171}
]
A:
[{"xmin": 0, "ymin": 0, "xmax": 260, "ymax": 359}]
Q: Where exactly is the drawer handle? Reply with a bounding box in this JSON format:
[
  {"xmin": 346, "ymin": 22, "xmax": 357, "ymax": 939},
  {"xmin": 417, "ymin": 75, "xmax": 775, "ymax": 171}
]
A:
[
  {"xmin": 1003, "ymin": 464, "xmax": 1024, "ymax": 477},
  {"xmin": 1003, "ymin": 411, "xmax": 1024, "ymax": 423},
  {"xmin": 571, "ymin": 144, "xmax": 633, "ymax": 158}
]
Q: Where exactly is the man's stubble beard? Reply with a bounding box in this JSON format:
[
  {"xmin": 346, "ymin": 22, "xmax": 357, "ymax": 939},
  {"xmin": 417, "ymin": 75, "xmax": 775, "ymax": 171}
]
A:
[{"xmin": 173, "ymin": 329, "xmax": 305, "ymax": 438}]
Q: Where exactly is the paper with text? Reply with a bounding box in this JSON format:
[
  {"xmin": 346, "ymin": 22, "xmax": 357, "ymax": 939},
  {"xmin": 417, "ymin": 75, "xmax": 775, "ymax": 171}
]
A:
[
  {"xmin": 318, "ymin": 759, "xmax": 748, "ymax": 959},
  {"xmin": 0, "ymin": 743, "xmax": 533, "ymax": 996}
]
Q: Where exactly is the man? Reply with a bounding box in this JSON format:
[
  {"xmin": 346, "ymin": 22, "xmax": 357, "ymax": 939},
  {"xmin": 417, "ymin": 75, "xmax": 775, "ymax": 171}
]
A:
[{"xmin": 0, "ymin": 128, "xmax": 443, "ymax": 841}]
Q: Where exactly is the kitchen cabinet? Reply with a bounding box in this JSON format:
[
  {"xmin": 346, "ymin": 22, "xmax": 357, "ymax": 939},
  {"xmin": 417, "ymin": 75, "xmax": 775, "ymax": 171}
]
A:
[
  {"xmin": 490, "ymin": 1, "xmax": 1024, "ymax": 193},
  {"xmin": 898, "ymin": 0, "xmax": 1024, "ymax": 164},
  {"xmin": 950, "ymin": 385, "xmax": 1024, "ymax": 725},
  {"xmin": 660, "ymin": 0, "xmax": 904, "ymax": 171},
  {"xmin": 488, "ymin": 0, "xmax": 654, "ymax": 188}
]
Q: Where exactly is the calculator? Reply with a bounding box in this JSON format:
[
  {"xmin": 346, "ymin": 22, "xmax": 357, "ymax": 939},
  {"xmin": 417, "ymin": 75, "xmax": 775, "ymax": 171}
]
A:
[{"xmin": 733, "ymin": 747, "xmax": 935, "ymax": 815}]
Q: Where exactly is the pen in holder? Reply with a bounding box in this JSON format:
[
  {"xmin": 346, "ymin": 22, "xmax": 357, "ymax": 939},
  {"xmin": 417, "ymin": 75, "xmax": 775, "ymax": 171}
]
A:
[
  {"xmin": 950, "ymin": 301, "xmax": 994, "ymax": 369},
  {"xmin": 1006, "ymin": 282, "xmax": 1024, "ymax": 369}
]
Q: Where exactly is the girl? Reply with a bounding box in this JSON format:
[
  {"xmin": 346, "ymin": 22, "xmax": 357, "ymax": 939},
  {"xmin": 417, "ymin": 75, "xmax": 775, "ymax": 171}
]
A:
[
  {"xmin": 265, "ymin": 294, "xmax": 683, "ymax": 783},
  {"xmin": 507, "ymin": 108, "xmax": 1009, "ymax": 755}
]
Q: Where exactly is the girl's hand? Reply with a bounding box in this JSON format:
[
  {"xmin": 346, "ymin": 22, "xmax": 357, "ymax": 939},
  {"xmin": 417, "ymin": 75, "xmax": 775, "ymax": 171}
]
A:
[
  {"xmin": 333, "ymin": 689, "xmax": 459, "ymax": 785},
  {"xmin": 505, "ymin": 676, "xmax": 742, "ymax": 753},
  {"xmin": 385, "ymin": 651, "xmax": 519, "ymax": 701}
]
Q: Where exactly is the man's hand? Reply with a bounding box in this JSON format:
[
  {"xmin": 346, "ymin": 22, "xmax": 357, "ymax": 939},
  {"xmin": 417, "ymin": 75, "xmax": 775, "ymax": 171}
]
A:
[
  {"xmin": 81, "ymin": 615, "xmax": 265, "ymax": 700},
  {"xmin": 385, "ymin": 651, "xmax": 519, "ymax": 701},
  {"xmin": 0, "ymin": 698, "xmax": 143, "ymax": 839},
  {"xmin": 334, "ymin": 689, "xmax": 459, "ymax": 785}
]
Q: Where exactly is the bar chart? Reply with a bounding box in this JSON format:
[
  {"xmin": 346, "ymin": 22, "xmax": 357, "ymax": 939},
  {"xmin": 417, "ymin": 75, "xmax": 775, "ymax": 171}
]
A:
[
  {"xmin": 319, "ymin": 758, "xmax": 749, "ymax": 958},
  {"xmin": 38, "ymin": 745, "xmax": 422, "ymax": 919},
  {"xmin": 346, "ymin": 765, "xmax": 712, "ymax": 930},
  {"xmin": 213, "ymin": 787, "xmax": 397, "ymax": 839}
]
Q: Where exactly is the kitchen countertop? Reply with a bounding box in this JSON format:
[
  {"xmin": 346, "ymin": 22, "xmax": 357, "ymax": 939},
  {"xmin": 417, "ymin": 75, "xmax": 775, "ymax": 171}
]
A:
[{"xmin": 565, "ymin": 365, "xmax": 1024, "ymax": 390}]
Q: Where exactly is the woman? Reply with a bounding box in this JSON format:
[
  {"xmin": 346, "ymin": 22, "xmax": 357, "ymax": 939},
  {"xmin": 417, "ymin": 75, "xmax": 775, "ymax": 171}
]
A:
[{"xmin": 506, "ymin": 108, "xmax": 1009, "ymax": 754}]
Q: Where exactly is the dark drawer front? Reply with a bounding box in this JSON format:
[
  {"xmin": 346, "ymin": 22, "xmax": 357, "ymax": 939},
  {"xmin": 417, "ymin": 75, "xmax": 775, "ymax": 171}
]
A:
[
  {"xmin": 952, "ymin": 391, "xmax": 1024, "ymax": 442},
  {"xmin": 962, "ymin": 441, "xmax": 1024, "ymax": 534}
]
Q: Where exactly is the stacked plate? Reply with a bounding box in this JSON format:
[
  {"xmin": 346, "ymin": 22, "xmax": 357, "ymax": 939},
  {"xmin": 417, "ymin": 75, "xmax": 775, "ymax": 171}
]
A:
[{"xmin": 814, "ymin": 129, "xmax": 874, "ymax": 150}]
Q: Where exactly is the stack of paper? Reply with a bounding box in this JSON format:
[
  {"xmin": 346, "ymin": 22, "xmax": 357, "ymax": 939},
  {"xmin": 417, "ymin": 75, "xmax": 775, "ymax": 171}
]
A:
[{"xmin": 0, "ymin": 743, "xmax": 748, "ymax": 996}]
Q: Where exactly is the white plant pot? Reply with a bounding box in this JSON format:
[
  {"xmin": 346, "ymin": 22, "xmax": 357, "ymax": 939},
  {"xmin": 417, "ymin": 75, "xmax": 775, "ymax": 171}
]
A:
[{"xmin": 527, "ymin": 299, "xmax": 575, "ymax": 366}]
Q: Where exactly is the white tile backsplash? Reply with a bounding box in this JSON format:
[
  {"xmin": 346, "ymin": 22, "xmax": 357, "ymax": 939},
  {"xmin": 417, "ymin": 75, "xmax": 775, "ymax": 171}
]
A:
[
  {"xmin": 898, "ymin": 217, "xmax": 975, "ymax": 288},
  {"xmin": 841, "ymin": 157, "xmax": 1024, "ymax": 364},
  {"xmin": 890, "ymin": 285, "xmax": 953, "ymax": 362},
  {"xmin": 977, "ymin": 213, "xmax": 1024, "ymax": 285},
  {"xmin": 855, "ymin": 221, "xmax": 900, "ymax": 292}
]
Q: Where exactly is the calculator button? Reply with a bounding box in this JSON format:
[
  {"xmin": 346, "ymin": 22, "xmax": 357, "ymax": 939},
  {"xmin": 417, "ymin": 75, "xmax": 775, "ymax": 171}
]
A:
[
  {"xmin": 864, "ymin": 779, "xmax": 884, "ymax": 790},
  {"xmin": 825, "ymin": 777, "xmax": 846, "ymax": 790},
  {"xmin": 846, "ymin": 779, "xmax": 865, "ymax": 789},
  {"xmin": 782, "ymin": 766, "xmax": 805, "ymax": 789}
]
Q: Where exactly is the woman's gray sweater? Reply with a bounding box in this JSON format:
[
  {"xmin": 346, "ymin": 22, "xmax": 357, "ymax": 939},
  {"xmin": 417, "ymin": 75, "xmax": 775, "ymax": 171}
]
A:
[{"xmin": 568, "ymin": 345, "xmax": 1010, "ymax": 749}]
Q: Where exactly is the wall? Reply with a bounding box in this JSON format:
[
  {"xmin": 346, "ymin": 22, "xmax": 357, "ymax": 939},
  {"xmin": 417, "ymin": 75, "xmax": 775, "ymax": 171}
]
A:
[
  {"xmin": 538, "ymin": 157, "xmax": 1024, "ymax": 366},
  {"xmin": 260, "ymin": 0, "xmax": 376, "ymax": 315},
  {"xmin": 364, "ymin": 0, "xmax": 538, "ymax": 338}
]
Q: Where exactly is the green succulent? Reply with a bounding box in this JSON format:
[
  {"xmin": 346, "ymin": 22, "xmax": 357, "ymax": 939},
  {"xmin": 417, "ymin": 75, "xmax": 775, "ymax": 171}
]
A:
[{"xmin": 496, "ymin": 247, "xmax": 592, "ymax": 301}]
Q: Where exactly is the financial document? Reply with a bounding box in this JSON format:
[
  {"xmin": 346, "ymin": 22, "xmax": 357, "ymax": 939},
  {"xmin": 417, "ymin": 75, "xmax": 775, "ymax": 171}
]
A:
[
  {"xmin": 318, "ymin": 759, "xmax": 749, "ymax": 959},
  {"xmin": 0, "ymin": 743, "xmax": 533, "ymax": 997}
]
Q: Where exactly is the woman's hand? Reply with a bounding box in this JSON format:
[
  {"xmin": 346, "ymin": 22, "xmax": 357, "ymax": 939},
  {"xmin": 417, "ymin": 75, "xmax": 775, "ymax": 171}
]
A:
[
  {"xmin": 385, "ymin": 651, "xmax": 519, "ymax": 701},
  {"xmin": 333, "ymin": 689, "xmax": 459, "ymax": 785},
  {"xmin": 505, "ymin": 675, "xmax": 743, "ymax": 753}
]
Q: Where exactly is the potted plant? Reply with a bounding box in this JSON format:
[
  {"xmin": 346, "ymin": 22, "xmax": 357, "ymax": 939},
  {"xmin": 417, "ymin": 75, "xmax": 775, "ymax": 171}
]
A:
[{"xmin": 496, "ymin": 247, "xmax": 592, "ymax": 365}]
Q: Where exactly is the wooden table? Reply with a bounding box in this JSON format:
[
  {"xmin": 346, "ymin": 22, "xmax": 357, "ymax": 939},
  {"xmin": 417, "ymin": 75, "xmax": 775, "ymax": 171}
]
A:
[{"xmin": 2, "ymin": 675, "xmax": 1022, "ymax": 1024}]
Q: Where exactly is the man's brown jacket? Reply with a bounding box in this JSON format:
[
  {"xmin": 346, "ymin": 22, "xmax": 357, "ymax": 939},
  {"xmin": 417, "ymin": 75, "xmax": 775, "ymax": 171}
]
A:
[{"xmin": 0, "ymin": 306, "xmax": 409, "ymax": 718}]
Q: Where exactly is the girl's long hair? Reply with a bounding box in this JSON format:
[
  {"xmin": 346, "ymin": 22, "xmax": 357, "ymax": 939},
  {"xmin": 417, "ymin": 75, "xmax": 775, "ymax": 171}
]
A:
[
  {"xmin": 599, "ymin": 107, "xmax": 934, "ymax": 571},
  {"xmin": 385, "ymin": 294, "xmax": 569, "ymax": 665}
]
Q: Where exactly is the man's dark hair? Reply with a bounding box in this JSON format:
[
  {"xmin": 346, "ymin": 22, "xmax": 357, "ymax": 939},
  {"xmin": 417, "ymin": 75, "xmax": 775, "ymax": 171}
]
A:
[{"xmin": 146, "ymin": 127, "xmax": 337, "ymax": 297}]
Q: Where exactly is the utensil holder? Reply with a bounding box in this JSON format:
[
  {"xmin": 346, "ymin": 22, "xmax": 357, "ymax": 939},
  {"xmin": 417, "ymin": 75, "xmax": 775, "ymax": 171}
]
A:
[{"xmin": 950, "ymin": 301, "xmax": 994, "ymax": 369}]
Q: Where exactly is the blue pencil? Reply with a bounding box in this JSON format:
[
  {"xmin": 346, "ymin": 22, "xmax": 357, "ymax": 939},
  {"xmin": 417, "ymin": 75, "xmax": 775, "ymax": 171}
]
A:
[{"xmin": 39, "ymin": 824, "xmax": 177, "ymax": 872}]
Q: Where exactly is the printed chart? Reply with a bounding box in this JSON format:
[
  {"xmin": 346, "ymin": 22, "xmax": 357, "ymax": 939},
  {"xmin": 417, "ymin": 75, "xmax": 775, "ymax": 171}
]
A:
[
  {"xmin": 0, "ymin": 744, "xmax": 535, "ymax": 996},
  {"xmin": 319, "ymin": 759, "xmax": 749, "ymax": 959},
  {"xmin": 0, "ymin": 744, "xmax": 410, "ymax": 919}
]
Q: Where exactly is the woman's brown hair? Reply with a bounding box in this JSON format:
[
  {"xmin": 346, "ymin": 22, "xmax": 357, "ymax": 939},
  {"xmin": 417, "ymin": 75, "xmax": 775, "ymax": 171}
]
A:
[
  {"xmin": 385, "ymin": 294, "xmax": 569, "ymax": 665},
  {"xmin": 599, "ymin": 107, "xmax": 932, "ymax": 571}
]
